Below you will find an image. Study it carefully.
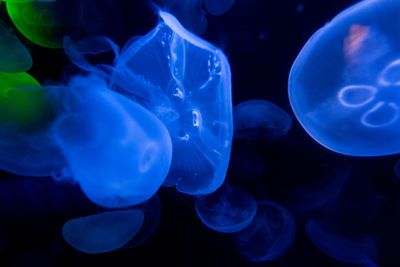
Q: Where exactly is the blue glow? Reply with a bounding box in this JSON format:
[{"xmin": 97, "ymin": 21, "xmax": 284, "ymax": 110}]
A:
[
  {"xmin": 234, "ymin": 200, "xmax": 296, "ymax": 262},
  {"xmin": 289, "ymin": 0, "xmax": 400, "ymax": 156},
  {"xmin": 52, "ymin": 75, "xmax": 172, "ymax": 208},
  {"xmin": 203, "ymin": 0, "xmax": 235, "ymax": 16},
  {"xmin": 306, "ymin": 220, "xmax": 378, "ymax": 265},
  {"xmin": 110, "ymin": 10, "xmax": 233, "ymax": 195},
  {"xmin": 234, "ymin": 99, "xmax": 292, "ymax": 141},
  {"xmin": 195, "ymin": 184, "xmax": 257, "ymax": 233},
  {"xmin": 0, "ymin": 20, "xmax": 32, "ymax": 72},
  {"xmin": 62, "ymin": 209, "xmax": 144, "ymax": 254}
]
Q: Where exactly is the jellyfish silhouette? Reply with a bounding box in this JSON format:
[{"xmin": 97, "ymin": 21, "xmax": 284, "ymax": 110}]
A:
[
  {"xmin": 234, "ymin": 200, "xmax": 296, "ymax": 262},
  {"xmin": 0, "ymin": 20, "xmax": 32, "ymax": 73},
  {"xmin": 62, "ymin": 209, "xmax": 144, "ymax": 254},
  {"xmin": 229, "ymin": 149, "xmax": 265, "ymax": 181},
  {"xmin": 306, "ymin": 220, "xmax": 378, "ymax": 265},
  {"xmin": 195, "ymin": 184, "xmax": 257, "ymax": 233},
  {"xmin": 234, "ymin": 99, "xmax": 292, "ymax": 141},
  {"xmin": 0, "ymin": 73, "xmax": 66, "ymax": 177},
  {"xmin": 289, "ymin": 0, "xmax": 400, "ymax": 156},
  {"xmin": 52, "ymin": 75, "xmax": 172, "ymax": 208},
  {"xmin": 203, "ymin": 0, "xmax": 235, "ymax": 16},
  {"xmin": 108, "ymin": 11, "xmax": 233, "ymax": 195}
]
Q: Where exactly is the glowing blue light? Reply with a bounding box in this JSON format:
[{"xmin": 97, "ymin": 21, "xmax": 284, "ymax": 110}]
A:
[
  {"xmin": 62, "ymin": 209, "xmax": 144, "ymax": 254},
  {"xmin": 52, "ymin": 75, "xmax": 172, "ymax": 208},
  {"xmin": 195, "ymin": 184, "xmax": 257, "ymax": 233},
  {"xmin": 289, "ymin": 0, "xmax": 400, "ymax": 156},
  {"xmin": 234, "ymin": 200, "xmax": 296, "ymax": 262}
]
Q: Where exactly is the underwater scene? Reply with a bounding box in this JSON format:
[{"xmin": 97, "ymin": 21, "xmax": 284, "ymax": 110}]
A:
[{"xmin": 0, "ymin": 0, "xmax": 399, "ymax": 266}]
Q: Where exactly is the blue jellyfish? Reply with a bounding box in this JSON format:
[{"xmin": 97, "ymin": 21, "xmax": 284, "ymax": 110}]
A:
[
  {"xmin": 52, "ymin": 75, "xmax": 172, "ymax": 208},
  {"xmin": 12, "ymin": 240, "xmax": 63, "ymax": 267},
  {"xmin": 109, "ymin": 11, "xmax": 233, "ymax": 195},
  {"xmin": 289, "ymin": 0, "xmax": 400, "ymax": 156},
  {"xmin": 306, "ymin": 220, "xmax": 378, "ymax": 265},
  {"xmin": 194, "ymin": 184, "xmax": 257, "ymax": 233},
  {"xmin": 123, "ymin": 194, "xmax": 162, "ymax": 248},
  {"xmin": 234, "ymin": 99, "xmax": 292, "ymax": 141},
  {"xmin": 234, "ymin": 200, "xmax": 296, "ymax": 262},
  {"xmin": 62, "ymin": 209, "xmax": 144, "ymax": 254},
  {"xmin": 203, "ymin": 0, "xmax": 236, "ymax": 16},
  {"xmin": 0, "ymin": 20, "xmax": 32, "ymax": 72}
]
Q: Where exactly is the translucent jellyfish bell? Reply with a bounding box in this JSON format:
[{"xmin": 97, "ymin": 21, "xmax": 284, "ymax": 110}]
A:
[
  {"xmin": 62, "ymin": 210, "xmax": 144, "ymax": 254},
  {"xmin": 234, "ymin": 201, "xmax": 296, "ymax": 262},
  {"xmin": 0, "ymin": 72, "xmax": 65, "ymax": 176},
  {"xmin": 194, "ymin": 184, "xmax": 257, "ymax": 233},
  {"xmin": 0, "ymin": 20, "xmax": 32, "ymax": 72},
  {"xmin": 289, "ymin": 0, "xmax": 400, "ymax": 156},
  {"xmin": 110, "ymin": 11, "xmax": 233, "ymax": 195},
  {"xmin": 306, "ymin": 220, "xmax": 378, "ymax": 265},
  {"xmin": 203, "ymin": 0, "xmax": 235, "ymax": 16},
  {"xmin": 234, "ymin": 99, "xmax": 292, "ymax": 141}
]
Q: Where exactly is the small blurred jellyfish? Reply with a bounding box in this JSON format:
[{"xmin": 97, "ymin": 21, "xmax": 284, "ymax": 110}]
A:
[
  {"xmin": 234, "ymin": 200, "xmax": 296, "ymax": 262},
  {"xmin": 289, "ymin": 0, "xmax": 400, "ymax": 156},
  {"xmin": 0, "ymin": 72, "xmax": 66, "ymax": 176},
  {"xmin": 0, "ymin": 20, "xmax": 32, "ymax": 73},
  {"xmin": 194, "ymin": 184, "xmax": 257, "ymax": 233},
  {"xmin": 108, "ymin": 11, "xmax": 233, "ymax": 195},
  {"xmin": 229, "ymin": 149, "xmax": 265, "ymax": 181},
  {"xmin": 306, "ymin": 220, "xmax": 378, "ymax": 265},
  {"xmin": 233, "ymin": 99, "xmax": 292, "ymax": 141},
  {"xmin": 123, "ymin": 194, "xmax": 161, "ymax": 249},
  {"xmin": 62, "ymin": 209, "xmax": 144, "ymax": 254},
  {"xmin": 52, "ymin": 75, "xmax": 172, "ymax": 208},
  {"xmin": 288, "ymin": 165, "xmax": 378, "ymax": 227},
  {"xmin": 6, "ymin": 0, "xmax": 123, "ymax": 49},
  {"xmin": 12, "ymin": 240, "xmax": 63, "ymax": 267},
  {"xmin": 203, "ymin": 0, "xmax": 235, "ymax": 16}
]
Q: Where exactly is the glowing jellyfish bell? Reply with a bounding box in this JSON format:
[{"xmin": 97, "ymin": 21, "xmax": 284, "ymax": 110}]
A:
[
  {"xmin": 0, "ymin": 20, "xmax": 32, "ymax": 73},
  {"xmin": 109, "ymin": 10, "xmax": 233, "ymax": 195},
  {"xmin": 234, "ymin": 200, "xmax": 296, "ymax": 262},
  {"xmin": 52, "ymin": 75, "xmax": 172, "ymax": 209},
  {"xmin": 306, "ymin": 220, "xmax": 378, "ymax": 265},
  {"xmin": 289, "ymin": 0, "xmax": 400, "ymax": 156},
  {"xmin": 234, "ymin": 99, "xmax": 292, "ymax": 141},
  {"xmin": 194, "ymin": 184, "xmax": 257, "ymax": 233},
  {"xmin": 62, "ymin": 210, "xmax": 144, "ymax": 254},
  {"xmin": 0, "ymin": 72, "xmax": 65, "ymax": 176}
]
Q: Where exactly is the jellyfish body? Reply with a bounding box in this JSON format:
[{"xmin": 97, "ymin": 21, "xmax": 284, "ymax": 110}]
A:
[
  {"xmin": 0, "ymin": 72, "xmax": 65, "ymax": 176},
  {"xmin": 234, "ymin": 200, "xmax": 296, "ymax": 262},
  {"xmin": 306, "ymin": 220, "xmax": 378, "ymax": 265},
  {"xmin": 289, "ymin": 0, "xmax": 400, "ymax": 156},
  {"xmin": 0, "ymin": 20, "xmax": 32, "ymax": 72},
  {"xmin": 53, "ymin": 75, "xmax": 172, "ymax": 208},
  {"xmin": 234, "ymin": 99, "xmax": 292, "ymax": 141},
  {"xmin": 203, "ymin": 0, "xmax": 235, "ymax": 16},
  {"xmin": 230, "ymin": 149, "xmax": 265, "ymax": 181},
  {"xmin": 62, "ymin": 209, "xmax": 144, "ymax": 254},
  {"xmin": 110, "ymin": 11, "xmax": 233, "ymax": 195},
  {"xmin": 194, "ymin": 184, "xmax": 257, "ymax": 233}
]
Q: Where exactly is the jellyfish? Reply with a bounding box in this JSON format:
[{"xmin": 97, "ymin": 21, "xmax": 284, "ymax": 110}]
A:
[
  {"xmin": 194, "ymin": 184, "xmax": 257, "ymax": 233},
  {"xmin": 203, "ymin": 0, "xmax": 235, "ymax": 16},
  {"xmin": 108, "ymin": 10, "xmax": 233, "ymax": 195},
  {"xmin": 0, "ymin": 20, "xmax": 32, "ymax": 73},
  {"xmin": 234, "ymin": 200, "xmax": 296, "ymax": 262},
  {"xmin": 52, "ymin": 75, "xmax": 172, "ymax": 208},
  {"xmin": 233, "ymin": 99, "xmax": 292, "ymax": 141},
  {"xmin": 62, "ymin": 209, "xmax": 144, "ymax": 254},
  {"xmin": 289, "ymin": 0, "xmax": 400, "ymax": 156},
  {"xmin": 6, "ymin": 0, "xmax": 122, "ymax": 49},
  {"xmin": 123, "ymin": 194, "xmax": 161, "ymax": 248},
  {"xmin": 305, "ymin": 220, "xmax": 378, "ymax": 265},
  {"xmin": 0, "ymin": 72, "xmax": 66, "ymax": 176}
]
